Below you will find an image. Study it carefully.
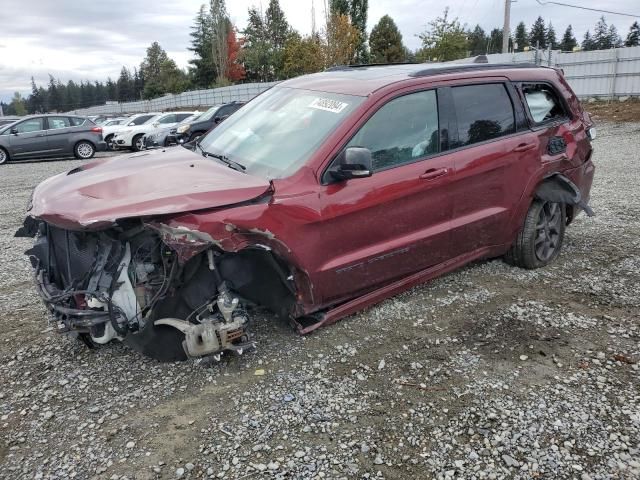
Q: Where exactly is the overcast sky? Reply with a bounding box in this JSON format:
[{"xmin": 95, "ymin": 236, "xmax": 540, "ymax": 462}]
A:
[{"xmin": 0, "ymin": 0, "xmax": 638, "ymax": 102}]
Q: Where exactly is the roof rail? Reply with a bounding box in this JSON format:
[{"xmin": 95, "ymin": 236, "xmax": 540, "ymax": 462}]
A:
[
  {"xmin": 325, "ymin": 62, "xmax": 420, "ymax": 72},
  {"xmin": 408, "ymin": 62, "xmax": 544, "ymax": 78}
]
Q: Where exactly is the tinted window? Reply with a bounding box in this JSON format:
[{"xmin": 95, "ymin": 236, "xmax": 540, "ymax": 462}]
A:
[
  {"xmin": 70, "ymin": 117, "xmax": 87, "ymax": 126},
  {"xmin": 522, "ymin": 83, "xmax": 567, "ymax": 124},
  {"xmin": 131, "ymin": 115, "xmax": 154, "ymax": 125},
  {"xmin": 176, "ymin": 113, "xmax": 192, "ymax": 122},
  {"xmin": 15, "ymin": 118, "xmax": 44, "ymax": 133},
  {"xmin": 451, "ymin": 84, "xmax": 515, "ymax": 147},
  {"xmin": 158, "ymin": 114, "xmax": 176, "ymax": 124},
  {"xmin": 347, "ymin": 90, "xmax": 439, "ymax": 171},
  {"xmin": 48, "ymin": 117, "xmax": 71, "ymax": 129}
]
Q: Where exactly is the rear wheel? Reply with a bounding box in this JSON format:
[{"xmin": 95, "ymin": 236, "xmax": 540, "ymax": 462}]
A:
[
  {"xmin": 0, "ymin": 147, "xmax": 8, "ymax": 165},
  {"xmin": 505, "ymin": 200, "xmax": 566, "ymax": 269},
  {"xmin": 74, "ymin": 141, "xmax": 95, "ymax": 160},
  {"xmin": 132, "ymin": 134, "xmax": 145, "ymax": 152}
]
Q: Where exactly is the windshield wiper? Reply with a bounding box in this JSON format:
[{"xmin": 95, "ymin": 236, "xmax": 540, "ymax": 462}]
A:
[{"xmin": 200, "ymin": 148, "xmax": 246, "ymax": 172}]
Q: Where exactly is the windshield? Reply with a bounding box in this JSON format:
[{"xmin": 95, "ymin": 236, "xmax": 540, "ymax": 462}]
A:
[
  {"xmin": 198, "ymin": 87, "xmax": 364, "ymax": 179},
  {"xmin": 180, "ymin": 114, "xmax": 201, "ymax": 124}
]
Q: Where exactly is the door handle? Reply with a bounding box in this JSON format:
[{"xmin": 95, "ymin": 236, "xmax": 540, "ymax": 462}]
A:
[
  {"xmin": 419, "ymin": 168, "xmax": 449, "ymax": 180},
  {"xmin": 513, "ymin": 142, "xmax": 537, "ymax": 152}
]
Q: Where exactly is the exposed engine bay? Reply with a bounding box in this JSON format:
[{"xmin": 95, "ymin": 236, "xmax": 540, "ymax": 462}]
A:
[{"xmin": 21, "ymin": 219, "xmax": 293, "ymax": 362}]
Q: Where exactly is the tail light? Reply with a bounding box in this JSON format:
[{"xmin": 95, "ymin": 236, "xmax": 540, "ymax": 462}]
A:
[{"xmin": 91, "ymin": 127, "xmax": 103, "ymax": 133}]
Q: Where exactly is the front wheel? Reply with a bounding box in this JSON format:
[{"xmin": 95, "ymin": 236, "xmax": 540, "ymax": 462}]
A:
[
  {"xmin": 505, "ymin": 200, "xmax": 566, "ymax": 269},
  {"xmin": 132, "ymin": 134, "xmax": 145, "ymax": 152},
  {"xmin": 74, "ymin": 141, "xmax": 95, "ymax": 160},
  {"xmin": 0, "ymin": 147, "xmax": 9, "ymax": 165}
]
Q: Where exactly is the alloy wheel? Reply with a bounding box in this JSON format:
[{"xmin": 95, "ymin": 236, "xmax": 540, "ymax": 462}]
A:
[
  {"xmin": 135, "ymin": 137, "xmax": 144, "ymax": 150},
  {"xmin": 77, "ymin": 143, "xmax": 94, "ymax": 159},
  {"xmin": 535, "ymin": 202, "xmax": 562, "ymax": 262},
  {"xmin": 0, "ymin": 149, "xmax": 7, "ymax": 164}
]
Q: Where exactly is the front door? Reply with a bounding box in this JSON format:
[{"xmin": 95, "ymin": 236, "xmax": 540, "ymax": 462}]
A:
[
  {"xmin": 8, "ymin": 117, "xmax": 49, "ymax": 158},
  {"xmin": 314, "ymin": 89, "xmax": 455, "ymax": 304}
]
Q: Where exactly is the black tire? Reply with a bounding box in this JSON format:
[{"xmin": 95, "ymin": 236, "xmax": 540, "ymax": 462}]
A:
[
  {"xmin": 505, "ymin": 200, "xmax": 566, "ymax": 269},
  {"xmin": 131, "ymin": 134, "xmax": 145, "ymax": 152},
  {"xmin": 0, "ymin": 147, "xmax": 9, "ymax": 165},
  {"xmin": 74, "ymin": 141, "xmax": 95, "ymax": 160},
  {"xmin": 188, "ymin": 132, "xmax": 203, "ymax": 143},
  {"xmin": 104, "ymin": 134, "xmax": 114, "ymax": 150}
]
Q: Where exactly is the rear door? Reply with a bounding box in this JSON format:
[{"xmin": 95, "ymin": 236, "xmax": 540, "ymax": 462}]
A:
[
  {"xmin": 315, "ymin": 88, "xmax": 455, "ymax": 303},
  {"xmin": 8, "ymin": 117, "xmax": 49, "ymax": 158},
  {"xmin": 442, "ymin": 81, "xmax": 540, "ymax": 256},
  {"xmin": 45, "ymin": 116, "xmax": 75, "ymax": 154}
]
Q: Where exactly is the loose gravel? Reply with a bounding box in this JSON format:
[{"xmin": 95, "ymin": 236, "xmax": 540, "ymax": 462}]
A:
[{"xmin": 1, "ymin": 124, "xmax": 639, "ymax": 480}]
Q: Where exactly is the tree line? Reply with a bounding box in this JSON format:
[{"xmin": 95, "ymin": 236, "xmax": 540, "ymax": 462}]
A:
[{"xmin": 2, "ymin": 0, "xmax": 639, "ymax": 116}]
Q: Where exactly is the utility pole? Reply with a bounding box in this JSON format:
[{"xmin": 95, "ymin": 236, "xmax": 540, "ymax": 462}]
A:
[{"xmin": 502, "ymin": 0, "xmax": 512, "ymax": 53}]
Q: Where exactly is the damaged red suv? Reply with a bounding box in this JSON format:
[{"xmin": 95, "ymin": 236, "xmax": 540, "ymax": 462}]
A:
[{"xmin": 18, "ymin": 63, "xmax": 595, "ymax": 361}]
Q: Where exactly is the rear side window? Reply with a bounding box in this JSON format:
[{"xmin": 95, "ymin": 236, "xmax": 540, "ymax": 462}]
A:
[
  {"xmin": 176, "ymin": 113, "xmax": 192, "ymax": 122},
  {"xmin": 522, "ymin": 83, "xmax": 567, "ymax": 124},
  {"xmin": 451, "ymin": 84, "xmax": 515, "ymax": 147},
  {"xmin": 48, "ymin": 117, "xmax": 71, "ymax": 129},
  {"xmin": 158, "ymin": 114, "xmax": 177, "ymax": 124},
  {"xmin": 70, "ymin": 117, "xmax": 87, "ymax": 126},
  {"xmin": 347, "ymin": 90, "xmax": 439, "ymax": 171},
  {"xmin": 131, "ymin": 115, "xmax": 153, "ymax": 125}
]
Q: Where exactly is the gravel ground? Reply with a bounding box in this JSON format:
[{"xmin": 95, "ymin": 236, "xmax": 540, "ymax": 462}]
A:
[{"xmin": 1, "ymin": 124, "xmax": 639, "ymax": 480}]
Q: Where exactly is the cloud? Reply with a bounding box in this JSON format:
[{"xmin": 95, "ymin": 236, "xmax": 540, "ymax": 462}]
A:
[{"xmin": 1, "ymin": 0, "xmax": 637, "ymax": 102}]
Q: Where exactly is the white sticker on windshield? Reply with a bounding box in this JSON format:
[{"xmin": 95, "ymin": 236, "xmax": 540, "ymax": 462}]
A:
[{"xmin": 308, "ymin": 97, "xmax": 349, "ymax": 113}]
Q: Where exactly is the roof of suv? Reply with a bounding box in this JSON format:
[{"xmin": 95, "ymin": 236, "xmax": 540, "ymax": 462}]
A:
[{"xmin": 280, "ymin": 62, "xmax": 553, "ymax": 97}]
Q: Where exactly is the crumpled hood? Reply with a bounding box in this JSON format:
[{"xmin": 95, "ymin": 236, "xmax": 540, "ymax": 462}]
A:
[{"xmin": 30, "ymin": 147, "xmax": 271, "ymax": 229}]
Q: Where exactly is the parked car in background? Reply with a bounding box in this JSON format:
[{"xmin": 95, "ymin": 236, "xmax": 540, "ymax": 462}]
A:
[
  {"xmin": 143, "ymin": 112, "xmax": 201, "ymax": 149},
  {"xmin": 0, "ymin": 116, "xmax": 21, "ymax": 127},
  {"xmin": 170, "ymin": 101, "xmax": 244, "ymax": 144},
  {"xmin": 112, "ymin": 112, "xmax": 196, "ymax": 151},
  {"xmin": 18, "ymin": 63, "xmax": 595, "ymax": 361},
  {"xmin": 102, "ymin": 113, "xmax": 161, "ymax": 148},
  {"xmin": 101, "ymin": 117, "xmax": 129, "ymax": 127},
  {"xmin": 0, "ymin": 114, "xmax": 106, "ymax": 164}
]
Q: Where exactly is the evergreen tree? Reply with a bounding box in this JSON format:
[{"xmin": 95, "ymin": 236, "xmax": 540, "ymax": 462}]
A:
[
  {"xmin": 593, "ymin": 16, "xmax": 610, "ymax": 50},
  {"xmin": 626, "ymin": 21, "xmax": 640, "ymax": 47},
  {"xmin": 329, "ymin": 0, "xmax": 349, "ymax": 16},
  {"xmin": 582, "ymin": 30, "xmax": 595, "ymax": 51},
  {"xmin": 514, "ymin": 21, "xmax": 528, "ymax": 52},
  {"xmin": 608, "ymin": 24, "xmax": 622, "ymax": 48},
  {"xmin": 105, "ymin": 78, "xmax": 117, "ymax": 101},
  {"xmin": 559, "ymin": 25, "xmax": 577, "ymax": 51},
  {"xmin": 530, "ymin": 16, "xmax": 547, "ymax": 49},
  {"xmin": 65, "ymin": 80, "xmax": 80, "ymax": 110},
  {"xmin": 546, "ymin": 23, "xmax": 557, "ymax": 49},
  {"xmin": 47, "ymin": 75, "xmax": 62, "ymax": 112},
  {"xmin": 487, "ymin": 28, "xmax": 503, "ymax": 54},
  {"xmin": 188, "ymin": 4, "xmax": 216, "ymax": 87},
  {"xmin": 241, "ymin": 7, "xmax": 273, "ymax": 82},
  {"xmin": 117, "ymin": 67, "xmax": 133, "ymax": 102},
  {"xmin": 369, "ymin": 15, "xmax": 405, "ymax": 63},
  {"xmin": 350, "ymin": 0, "xmax": 369, "ymax": 63},
  {"xmin": 28, "ymin": 77, "xmax": 44, "ymax": 113},
  {"xmin": 467, "ymin": 25, "xmax": 487, "ymax": 56},
  {"xmin": 266, "ymin": 0, "xmax": 291, "ymax": 78}
]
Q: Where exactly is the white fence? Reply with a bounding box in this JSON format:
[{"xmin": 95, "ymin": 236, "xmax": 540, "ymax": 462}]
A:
[
  {"xmin": 455, "ymin": 46, "xmax": 640, "ymax": 99},
  {"xmin": 68, "ymin": 82, "xmax": 279, "ymax": 116}
]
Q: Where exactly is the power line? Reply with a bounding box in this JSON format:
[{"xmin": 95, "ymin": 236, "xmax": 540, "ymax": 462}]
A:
[{"xmin": 535, "ymin": 0, "xmax": 640, "ymax": 19}]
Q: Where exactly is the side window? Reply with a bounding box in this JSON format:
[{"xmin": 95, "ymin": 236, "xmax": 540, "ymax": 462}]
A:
[
  {"xmin": 158, "ymin": 114, "xmax": 176, "ymax": 124},
  {"xmin": 522, "ymin": 83, "xmax": 567, "ymax": 124},
  {"xmin": 14, "ymin": 118, "xmax": 44, "ymax": 133},
  {"xmin": 451, "ymin": 84, "xmax": 515, "ymax": 147},
  {"xmin": 176, "ymin": 113, "xmax": 192, "ymax": 122},
  {"xmin": 131, "ymin": 115, "xmax": 151, "ymax": 125},
  {"xmin": 215, "ymin": 106, "xmax": 232, "ymax": 118},
  {"xmin": 347, "ymin": 90, "xmax": 439, "ymax": 171},
  {"xmin": 70, "ymin": 117, "xmax": 87, "ymax": 126},
  {"xmin": 48, "ymin": 117, "xmax": 71, "ymax": 130}
]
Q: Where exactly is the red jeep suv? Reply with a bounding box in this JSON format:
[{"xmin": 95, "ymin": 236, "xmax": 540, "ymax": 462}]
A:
[{"xmin": 19, "ymin": 63, "xmax": 595, "ymax": 361}]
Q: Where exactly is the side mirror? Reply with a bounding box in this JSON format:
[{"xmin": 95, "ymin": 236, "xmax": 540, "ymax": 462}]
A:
[
  {"xmin": 10, "ymin": 127, "xmax": 18, "ymax": 135},
  {"xmin": 329, "ymin": 147, "xmax": 373, "ymax": 182},
  {"xmin": 213, "ymin": 116, "xmax": 222, "ymax": 124}
]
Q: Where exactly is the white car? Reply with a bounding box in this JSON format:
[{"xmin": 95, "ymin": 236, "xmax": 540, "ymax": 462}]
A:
[
  {"xmin": 112, "ymin": 112, "xmax": 196, "ymax": 151},
  {"xmin": 102, "ymin": 113, "xmax": 162, "ymax": 148}
]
